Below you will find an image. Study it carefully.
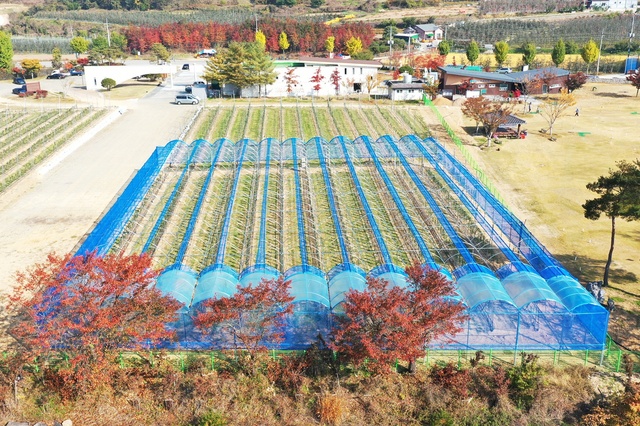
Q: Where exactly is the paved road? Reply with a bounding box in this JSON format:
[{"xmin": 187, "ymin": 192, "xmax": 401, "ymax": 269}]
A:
[{"xmin": 0, "ymin": 76, "xmax": 201, "ymax": 292}]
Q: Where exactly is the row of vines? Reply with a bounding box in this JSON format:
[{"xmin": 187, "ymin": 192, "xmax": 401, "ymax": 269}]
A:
[
  {"xmin": 447, "ymin": 14, "xmax": 637, "ymax": 48},
  {"xmin": 0, "ymin": 107, "xmax": 109, "ymax": 193},
  {"xmin": 109, "ymin": 104, "xmax": 498, "ymax": 278}
]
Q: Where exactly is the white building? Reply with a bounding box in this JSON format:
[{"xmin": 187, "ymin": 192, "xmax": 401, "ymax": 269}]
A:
[
  {"xmin": 386, "ymin": 73, "xmax": 426, "ymax": 101},
  {"xmin": 236, "ymin": 57, "xmax": 383, "ymax": 98},
  {"xmin": 589, "ymin": 0, "xmax": 636, "ymax": 11}
]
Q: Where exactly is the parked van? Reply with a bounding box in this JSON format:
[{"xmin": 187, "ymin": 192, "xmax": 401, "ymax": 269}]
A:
[{"xmin": 175, "ymin": 94, "xmax": 200, "ymax": 105}]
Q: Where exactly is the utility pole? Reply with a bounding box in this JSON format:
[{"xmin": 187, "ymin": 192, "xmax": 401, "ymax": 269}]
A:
[
  {"xmin": 627, "ymin": 13, "xmax": 636, "ymax": 72},
  {"xmin": 388, "ymin": 26, "xmax": 394, "ymax": 56},
  {"xmin": 596, "ymin": 28, "xmax": 605, "ymax": 76},
  {"xmin": 106, "ymin": 18, "xmax": 111, "ymax": 47}
]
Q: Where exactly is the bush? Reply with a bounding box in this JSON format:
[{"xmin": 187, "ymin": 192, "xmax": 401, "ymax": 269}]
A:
[
  {"xmin": 508, "ymin": 353, "xmax": 544, "ymax": 411},
  {"xmin": 316, "ymin": 393, "xmax": 345, "ymax": 426},
  {"xmin": 101, "ymin": 77, "xmax": 116, "ymax": 90},
  {"xmin": 430, "ymin": 363, "xmax": 471, "ymax": 397}
]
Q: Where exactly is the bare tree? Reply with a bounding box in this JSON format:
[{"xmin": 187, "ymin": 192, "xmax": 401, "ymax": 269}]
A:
[{"xmin": 539, "ymin": 88, "xmax": 576, "ymax": 138}]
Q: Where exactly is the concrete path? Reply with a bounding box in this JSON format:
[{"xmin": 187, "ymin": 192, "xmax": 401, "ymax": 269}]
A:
[{"xmin": 0, "ymin": 82, "xmax": 200, "ymax": 292}]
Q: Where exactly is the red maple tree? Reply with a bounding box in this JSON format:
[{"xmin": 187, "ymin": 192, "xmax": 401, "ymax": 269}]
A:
[
  {"xmin": 194, "ymin": 277, "xmax": 294, "ymax": 357},
  {"xmin": 8, "ymin": 252, "xmax": 181, "ymax": 397},
  {"xmin": 412, "ymin": 54, "xmax": 446, "ymax": 78},
  {"xmin": 330, "ymin": 68, "xmax": 341, "ymax": 95},
  {"xmin": 627, "ymin": 70, "xmax": 640, "ymax": 97},
  {"xmin": 330, "ymin": 263, "xmax": 466, "ymax": 374},
  {"xmin": 310, "ymin": 68, "xmax": 325, "ymax": 95},
  {"xmin": 283, "ymin": 68, "xmax": 299, "ymax": 94}
]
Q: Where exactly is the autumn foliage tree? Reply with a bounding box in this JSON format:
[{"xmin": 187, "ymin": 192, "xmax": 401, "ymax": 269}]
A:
[
  {"xmin": 330, "ymin": 263, "xmax": 466, "ymax": 374},
  {"xmin": 194, "ymin": 277, "xmax": 294, "ymax": 359},
  {"xmin": 8, "ymin": 252, "xmax": 180, "ymax": 398},
  {"xmin": 330, "ymin": 68, "xmax": 341, "ymax": 95},
  {"xmin": 626, "ymin": 70, "xmax": 640, "ymax": 97},
  {"xmin": 462, "ymin": 96, "xmax": 512, "ymax": 140},
  {"xmin": 539, "ymin": 88, "xmax": 576, "ymax": 138},
  {"xmin": 310, "ymin": 67, "xmax": 325, "ymax": 95},
  {"xmin": 565, "ymin": 72, "xmax": 588, "ymax": 92},
  {"xmin": 283, "ymin": 67, "xmax": 299, "ymax": 95}
]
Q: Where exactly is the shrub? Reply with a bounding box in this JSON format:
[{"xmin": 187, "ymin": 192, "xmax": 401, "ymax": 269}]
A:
[
  {"xmin": 317, "ymin": 393, "xmax": 345, "ymax": 425},
  {"xmin": 508, "ymin": 353, "xmax": 544, "ymax": 410},
  {"xmin": 101, "ymin": 77, "xmax": 116, "ymax": 90},
  {"xmin": 430, "ymin": 363, "xmax": 471, "ymax": 397}
]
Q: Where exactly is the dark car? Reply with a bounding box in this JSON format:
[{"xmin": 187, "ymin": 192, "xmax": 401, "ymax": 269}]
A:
[
  {"xmin": 70, "ymin": 69, "xmax": 84, "ymax": 76},
  {"xmin": 12, "ymin": 85, "xmax": 26, "ymax": 95},
  {"xmin": 12, "ymin": 77, "xmax": 25, "ymax": 85},
  {"xmin": 46, "ymin": 73, "xmax": 66, "ymax": 79},
  {"xmin": 185, "ymin": 85, "xmax": 192, "ymax": 94},
  {"xmin": 182, "ymin": 64, "xmax": 190, "ymax": 70}
]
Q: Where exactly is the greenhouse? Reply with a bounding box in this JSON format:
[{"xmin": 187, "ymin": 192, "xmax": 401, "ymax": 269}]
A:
[{"xmin": 77, "ymin": 135, "xmax": 609, "ymax": 351}]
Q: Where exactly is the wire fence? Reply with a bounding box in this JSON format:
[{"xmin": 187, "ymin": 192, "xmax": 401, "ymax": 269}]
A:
[
  {"xmin": 422, "ymin": 95, "xmax": 507, "ymax": 207},
  {"xmin": 111, "ymin": 335, "xmax": 635, "ymax": 374}
]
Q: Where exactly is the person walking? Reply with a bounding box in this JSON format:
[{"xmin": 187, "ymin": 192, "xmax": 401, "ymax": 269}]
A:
[{"xmin": 575, "ymin": 108, "xmax": 579, "ymax": 116}]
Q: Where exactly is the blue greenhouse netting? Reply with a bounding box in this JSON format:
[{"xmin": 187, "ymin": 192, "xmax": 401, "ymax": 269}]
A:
[{"xmin": 77, "ymin": 136, "xmax": 609, "ymax": 351}]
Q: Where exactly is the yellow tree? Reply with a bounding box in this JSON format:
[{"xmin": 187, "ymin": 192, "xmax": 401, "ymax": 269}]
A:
[
  {"xmin": 581, "ymin": 39, "xmax": 599, "ymax": 75},
  {"xmin": 278, "ymin": 32, "xmax": 290, "ymax": 54},
  {"xmin": 325, "ymin": 36, "xmax": 335, "ymax": 55},
  {"xmin": 539, "ymin": 88, "xmax": 576, "ymax": 138},
  {"xmin": 255, "ymin": 30, "xmax": 266, "ymax": 50},
  {"xmin": 21, "ymin": 58, "xmax": 42, "ymax": 78},
  {"xmin": 345, "ymin": 36, "xmax": 363, "ymax": 57}
]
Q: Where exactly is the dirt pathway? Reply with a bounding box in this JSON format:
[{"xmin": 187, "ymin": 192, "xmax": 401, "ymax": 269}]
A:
[{"xmin": 0, "ymin": 86, "xmax": 197, "ymax": 292}]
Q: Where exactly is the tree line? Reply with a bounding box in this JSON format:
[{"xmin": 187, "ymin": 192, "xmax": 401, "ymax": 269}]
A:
[{"xmin": 124, "ymin": 19, "xmax": 376, "ymax": 56}]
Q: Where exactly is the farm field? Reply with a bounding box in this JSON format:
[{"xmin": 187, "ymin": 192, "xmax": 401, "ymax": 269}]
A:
[
  {"xmin": 111, "ymin": 103, "xmax": 444, "ymax": 275},
  {"xmin": 0, "ymin": 107, "xmax": 109, "ymax": 193},
  {"xmin": 184, "ymin": 103, "xmax": 430, "ymax": 144}
]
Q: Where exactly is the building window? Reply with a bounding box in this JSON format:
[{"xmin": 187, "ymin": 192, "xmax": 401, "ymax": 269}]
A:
[
  {"xmin": 477, "ymin": 84, "xmax": 485, "ymax": 88},
  {"xmin": 360, "ymin": 67, "xmax": 363, "ymax": 74},
  {"xmin": 499, "ymin": 84, "xmax": 508, "ymax": 92},
  {"xmin": 344, "ymin": 68, "xmax": 347, "ymax": 75},
  {"xmin": 488, "ymin": 84, "xmax": 496, "ymax": 88}
]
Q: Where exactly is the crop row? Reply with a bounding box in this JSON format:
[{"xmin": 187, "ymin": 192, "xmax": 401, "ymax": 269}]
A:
[
  {"xmin": 184, "ymin": 104, "xmax": 431, "ymax": 144},
  {"xmin": 110, "ymin": 146, "xmax": 504, "ymax": 276},
  {"xmin": 0, "ymin": 108, "xmax": 108, "ymax": 193}
]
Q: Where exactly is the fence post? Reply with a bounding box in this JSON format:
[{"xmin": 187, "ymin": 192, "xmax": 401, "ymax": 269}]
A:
[
  {"xmin": 119, "ymin": 352, "xmax": 124, "ymax": 368},
  {"xmin": 553, "ymin": 350, "xmax": 558, "ymax": 366},
  {"xmin": 489, "ymin": 349, "xmax": 492, "ymax": 366},
  {"xmin": 457, "ymin": 350, "xmax": 461, "ymax": 369},
  {"xmin": 272, "ymin": 349, "xmax": 276, "ymax": 361},
  {"xmin": 584, "ymin": 350, "xmax": 589, "ymax": 366},
  {"xmin": 210, "ymin": 352, "xmax": 215, "ymax": 371},
  {"xmin": 180, "ymin": 352, "xmax": 185, "ymax": 373}
]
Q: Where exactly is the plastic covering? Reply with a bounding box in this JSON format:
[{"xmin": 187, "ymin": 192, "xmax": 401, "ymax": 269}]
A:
[{"xmin": 77, "ymin": 136, "xmax": 608, "ymax": 350}]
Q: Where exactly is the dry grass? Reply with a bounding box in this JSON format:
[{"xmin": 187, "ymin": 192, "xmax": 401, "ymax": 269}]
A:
[
  {"xmin": 99, "ymin": 80, "xmax": 161, "ymax": 101},
  {"xmin": 316, "ymin": 393, "xmax": 346, "ymax": 425},
  {"xmin": 437, "ymin": 81, "xmax": 640, "ymax": 347}
]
